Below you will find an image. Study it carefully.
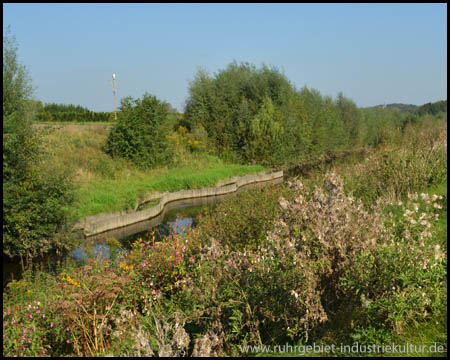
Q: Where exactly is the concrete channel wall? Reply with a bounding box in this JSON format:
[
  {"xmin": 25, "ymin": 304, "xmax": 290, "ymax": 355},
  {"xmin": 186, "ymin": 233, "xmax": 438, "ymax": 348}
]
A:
[{"xmin": 74, "ymin": 170, "xmax": 283, "ymax": 237}]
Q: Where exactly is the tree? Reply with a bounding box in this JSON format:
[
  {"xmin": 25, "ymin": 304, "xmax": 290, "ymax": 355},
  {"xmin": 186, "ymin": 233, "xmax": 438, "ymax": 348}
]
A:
[
  {"xmin": 105, "ymin": 93, "xmax": 176, "ymax": 168},
  {"xmin": 184, "ymin": 61, "xmax": 299, "ymax": 163},
  {"xmin": 3, "ymin": 25, "xmax": 37, "ymax": 183},
  {"xmin": 335, "ymin": 92, "xmax": 361, "ymax": 146},
  {"xmin": 246, "ymin": 97, "xmax": 282, "ymax": 164},
  {"xmin": 3, "ymin": 26, "xmax": 75, "ymax": 265},
  {"xmin": 3, "ymin": 25, "xmax": 34, "ymax": 122}
]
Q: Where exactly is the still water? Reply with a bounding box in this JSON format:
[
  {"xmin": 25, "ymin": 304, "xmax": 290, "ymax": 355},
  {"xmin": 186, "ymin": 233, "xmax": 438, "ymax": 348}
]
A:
[
  {"xmin": 71, "ymin": 205, "xmax": 202, "ymax": 263},
  {"xmin": 2, "ymin": 205, "xmax": 206, "ymax": 287}
]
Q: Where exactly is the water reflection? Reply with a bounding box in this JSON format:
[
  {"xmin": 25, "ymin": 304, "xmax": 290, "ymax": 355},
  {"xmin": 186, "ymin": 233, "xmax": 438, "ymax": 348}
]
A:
[{"xmin": 70, "ymin": 211, "xmax": 198, "ymax": 265}]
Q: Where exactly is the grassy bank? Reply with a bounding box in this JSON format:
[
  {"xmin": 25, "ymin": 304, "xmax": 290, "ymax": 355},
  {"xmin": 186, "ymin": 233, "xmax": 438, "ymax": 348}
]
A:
[
  {"xmin": 38, "ymin": 125, "xmax": 265, "ymax": 221},
  {"xmin": 71, "ymin": 163, "xmax": 266, "ymax": 219}
]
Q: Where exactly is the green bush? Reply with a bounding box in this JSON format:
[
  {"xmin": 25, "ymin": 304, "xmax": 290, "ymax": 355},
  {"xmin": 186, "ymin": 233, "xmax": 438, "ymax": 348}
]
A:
[
  {"xmin": 104, "ymin": 93, "xmax": 175, "ymax": 168},
  {"xmin": 3, "ymin": 136, "xmax": 76, "ymax": 262},
  {"xmin": 184, "ymin": 61, "xmax": 419, "ymax": 167},
  {"xmin": 196, "ymin": 184, "xmax": 285, "ymax": 252}
]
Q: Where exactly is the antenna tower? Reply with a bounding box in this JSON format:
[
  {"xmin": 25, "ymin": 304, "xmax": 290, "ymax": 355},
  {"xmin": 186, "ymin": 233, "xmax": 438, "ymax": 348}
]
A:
[{"xmin": 110, "ymin": 73, "xmax": 117, "ymax": 120}]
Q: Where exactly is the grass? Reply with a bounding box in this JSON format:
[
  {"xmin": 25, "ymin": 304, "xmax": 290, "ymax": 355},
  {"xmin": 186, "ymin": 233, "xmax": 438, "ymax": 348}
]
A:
[
  {"xmin": 38, "ymin": 125, "xmax": 266, "ymax": 221},
  {"xmin": 71, "ymin": 163, "xmax": 265, "ymax": 220},
  {"xmin": 136, "ymin": 198, "xmax": 160, "ymax": 211}
]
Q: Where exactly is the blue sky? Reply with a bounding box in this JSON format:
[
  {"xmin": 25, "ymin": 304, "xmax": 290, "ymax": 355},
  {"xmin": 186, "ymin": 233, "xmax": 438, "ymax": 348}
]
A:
[{"xmin": 3, "ymin": 3, "xmax": 447, "ymax": 112}]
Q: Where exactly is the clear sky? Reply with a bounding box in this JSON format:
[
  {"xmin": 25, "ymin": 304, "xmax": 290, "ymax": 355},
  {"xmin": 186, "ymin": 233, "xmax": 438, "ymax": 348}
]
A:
[{"xmin": 3, "ymin": 3, "xmax": 447, "ymax": 112}]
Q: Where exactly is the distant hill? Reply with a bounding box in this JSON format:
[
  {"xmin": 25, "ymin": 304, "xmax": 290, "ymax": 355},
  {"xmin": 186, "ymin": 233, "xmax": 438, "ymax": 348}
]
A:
[
  {"xmin": 367, "ymin": 103, "xmax": 419, "ymax": 112},
  {"xmin": 416, "ymin": 100, "xmax": 447, "ymax": 116},
  {"xmin": 365, "ymin": 100, "xmax": 447, "ymax": 115}
]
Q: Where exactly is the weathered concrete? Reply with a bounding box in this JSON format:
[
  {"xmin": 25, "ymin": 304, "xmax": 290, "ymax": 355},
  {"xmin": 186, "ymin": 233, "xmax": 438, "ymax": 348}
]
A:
[{"xmin": 74, "ymin": 170, "xmax": 283, "ymax": 238}]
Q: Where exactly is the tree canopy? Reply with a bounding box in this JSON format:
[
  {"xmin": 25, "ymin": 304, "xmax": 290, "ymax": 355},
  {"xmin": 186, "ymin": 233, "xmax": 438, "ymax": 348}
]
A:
[{"xmin": 105, "ymin": 93, "xmax": 177, "ymax": 169}]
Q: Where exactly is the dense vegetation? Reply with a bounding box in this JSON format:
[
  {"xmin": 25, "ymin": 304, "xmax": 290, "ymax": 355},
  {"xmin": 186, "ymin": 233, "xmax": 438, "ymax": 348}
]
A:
[
  {"xmin": 34, "ymin": 101, "xmax": 113, "ymax": 123},
  {"xmin": 3, "ymin": 118, "xmax": 446, "ymax": 357},
  {"xmin": 183, "ymin": 61, "xmax": 447, "ymax": 170},
  {"xmin": 183, "ymin": 62, "xmax": 412, "ymax": 167}
]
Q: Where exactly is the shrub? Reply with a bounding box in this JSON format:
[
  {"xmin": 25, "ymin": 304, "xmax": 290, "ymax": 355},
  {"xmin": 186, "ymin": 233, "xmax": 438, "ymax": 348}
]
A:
[
  {"xmin": 105, "ymin": 93, "xmax": 176, "ymax": 169},
  {"xmin": 3, "ymin": 161, "xmax": 76, "ymax": 263},
  {"xmin": 184, "ymin": 173, "xmax": 391, "ymax": 351},
  {"xmin": 196, "ymin": 184, "xmax": 285, "ymax": 252},
  {"xmin": 167, "ymin": 125, "xmax": 209, "ymax": 167},
  {"xmin": 342, "ymin": 191, "xmax": 447, "ymax": 336}
]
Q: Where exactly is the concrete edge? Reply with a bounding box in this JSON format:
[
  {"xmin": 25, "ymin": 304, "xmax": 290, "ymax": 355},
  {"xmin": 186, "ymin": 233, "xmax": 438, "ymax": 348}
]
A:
[{"xmin": 74, "ymin": 170, "xmax": 283, "ymax": 237}]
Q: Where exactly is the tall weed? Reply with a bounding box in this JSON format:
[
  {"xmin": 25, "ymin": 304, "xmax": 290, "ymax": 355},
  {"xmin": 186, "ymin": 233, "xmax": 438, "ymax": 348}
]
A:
[{"xmin": 342, "ymin": 120, "xmax": 447, "ymax": 204}]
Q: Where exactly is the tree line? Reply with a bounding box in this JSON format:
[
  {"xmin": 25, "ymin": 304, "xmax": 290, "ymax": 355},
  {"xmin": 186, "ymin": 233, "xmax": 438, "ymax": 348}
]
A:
[
  {"xmin": 32, "ymin": 101, "xmax": 114, "ymax": 122},
  {"xmin": 107, "ymin": 60, "xmax": 447, "ymax": 169}
]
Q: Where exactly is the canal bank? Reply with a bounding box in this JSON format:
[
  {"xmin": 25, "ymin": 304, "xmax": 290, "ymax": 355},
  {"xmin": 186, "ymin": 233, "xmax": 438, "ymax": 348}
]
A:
[{"xmin": 74, "ymin": 170, "xmax": 283, "ymax": 241}]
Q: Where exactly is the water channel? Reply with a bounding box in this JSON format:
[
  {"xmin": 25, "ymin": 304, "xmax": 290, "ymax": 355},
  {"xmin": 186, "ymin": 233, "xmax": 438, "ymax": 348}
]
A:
[
  {"xmin": 3, "ymin": 177, "xmax": 283, "ymax": 287},
  {"xmin": 3, "ymin": 150, "xmax": 367, "ymax": 287}
]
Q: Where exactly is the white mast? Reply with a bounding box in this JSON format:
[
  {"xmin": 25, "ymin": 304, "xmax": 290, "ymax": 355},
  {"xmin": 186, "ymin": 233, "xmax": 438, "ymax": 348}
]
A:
[{"xmin": 110, "ymin": 73, "xmax": 117, "ymax": 120}]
